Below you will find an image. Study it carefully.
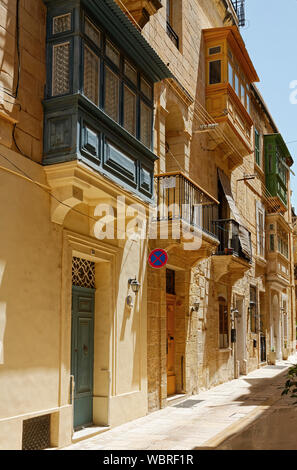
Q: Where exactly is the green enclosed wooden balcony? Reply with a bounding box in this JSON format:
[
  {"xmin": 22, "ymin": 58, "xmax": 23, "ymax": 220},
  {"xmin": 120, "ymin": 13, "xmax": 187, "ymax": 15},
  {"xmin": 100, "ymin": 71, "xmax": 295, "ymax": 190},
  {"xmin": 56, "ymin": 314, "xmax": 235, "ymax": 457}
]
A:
[{"xmin": 264, "ymin": 134, "xmax": 293, "ymax": 213}]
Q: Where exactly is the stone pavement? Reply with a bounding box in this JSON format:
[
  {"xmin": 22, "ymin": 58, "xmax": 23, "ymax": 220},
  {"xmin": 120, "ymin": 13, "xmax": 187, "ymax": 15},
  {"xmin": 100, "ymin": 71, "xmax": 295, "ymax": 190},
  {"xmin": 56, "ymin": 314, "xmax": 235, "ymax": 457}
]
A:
[{"xmin": 63, "ymin": 354, "xmax": 297, "ymax": 450}]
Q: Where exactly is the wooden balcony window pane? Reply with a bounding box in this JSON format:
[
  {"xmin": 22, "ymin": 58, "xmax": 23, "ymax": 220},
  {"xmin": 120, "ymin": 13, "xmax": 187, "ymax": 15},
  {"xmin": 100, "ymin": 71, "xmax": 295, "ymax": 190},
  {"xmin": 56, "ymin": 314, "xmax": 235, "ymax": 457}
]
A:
[
  {"xmin": 52, "ymin": 42, "xmax": 70, "ymax": 96},
  {"xmin": 140, "ymin": 101, "xmax": 152, "ymax": 148},
  {"xmin": 209, "ymin": 60, "xmax": 221, "ymax": 85},
  {"xmin": 106, "ymin": 40, "xmax": 120, "ymax": 67},
  {"xmin": 105, "ymin": 67, "xmax": 119, "ymax": 122},
  {"xmin": 85, "ymin": 17, "xmax": 101, "ymax": 48},
  {"xmin": 124, "ymin": 61, "xmax": 137, "ymax": 85},
  {"xmin": 141, "ymin": 77, "xmax": 152, "ymax": 100},
  {"xmin": 123, "ymin": 86, "xmax": 136, "ymax": 136},
  {"xmin": 53, "ymin": 13, "xmax": 71, "ymax": 34},
  {"xmin": 84, "ymin": 45, "xmax": 99, "ymax": 105}
]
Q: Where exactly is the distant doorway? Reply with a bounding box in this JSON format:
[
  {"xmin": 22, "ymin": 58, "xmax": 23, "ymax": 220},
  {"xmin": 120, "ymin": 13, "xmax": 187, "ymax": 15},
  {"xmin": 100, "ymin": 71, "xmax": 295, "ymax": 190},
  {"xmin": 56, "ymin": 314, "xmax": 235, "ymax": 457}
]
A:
[
  {"xmin": 166, "ymin": 294, "xmax": 176, "ymax": 396},
  {"xmin": 235, "ymin": 297, "xmax": 246, "ymax": 375}
]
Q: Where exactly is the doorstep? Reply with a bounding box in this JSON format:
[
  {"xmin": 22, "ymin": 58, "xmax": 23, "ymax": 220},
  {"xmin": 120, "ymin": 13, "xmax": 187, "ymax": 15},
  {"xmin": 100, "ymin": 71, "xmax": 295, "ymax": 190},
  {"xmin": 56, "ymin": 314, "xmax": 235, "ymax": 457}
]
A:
[
  {"xmin": 72, "ymin": 425, "xmax": 110, "ymax": 444},
  {"xmin": 166, "ymin": 393, "xmax": 188, "ymax": 407}
]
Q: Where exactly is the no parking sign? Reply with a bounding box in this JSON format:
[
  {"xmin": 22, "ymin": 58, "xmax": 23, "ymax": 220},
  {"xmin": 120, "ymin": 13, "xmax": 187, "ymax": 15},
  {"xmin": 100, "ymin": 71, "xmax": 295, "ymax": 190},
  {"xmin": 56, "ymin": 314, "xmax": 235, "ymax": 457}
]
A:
[{"xmin": 148, "ymin": 249, "xmax": 168, "ymax": 269}]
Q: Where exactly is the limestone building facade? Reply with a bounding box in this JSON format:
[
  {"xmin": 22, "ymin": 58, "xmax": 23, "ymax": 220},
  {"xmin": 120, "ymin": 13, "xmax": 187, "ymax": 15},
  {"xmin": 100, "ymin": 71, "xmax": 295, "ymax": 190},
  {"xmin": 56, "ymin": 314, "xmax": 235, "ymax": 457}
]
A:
[{"xmin": 0, "ymin": 0, "xmax": 295, "ymax": 450}]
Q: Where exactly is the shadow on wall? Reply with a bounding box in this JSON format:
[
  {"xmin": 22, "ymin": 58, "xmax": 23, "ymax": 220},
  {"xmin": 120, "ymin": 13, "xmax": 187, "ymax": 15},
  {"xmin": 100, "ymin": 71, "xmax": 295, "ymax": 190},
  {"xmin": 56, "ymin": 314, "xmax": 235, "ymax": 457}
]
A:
[{"xmin": 0, "ymin": 261, "xmax": 7, "ymax": 365}]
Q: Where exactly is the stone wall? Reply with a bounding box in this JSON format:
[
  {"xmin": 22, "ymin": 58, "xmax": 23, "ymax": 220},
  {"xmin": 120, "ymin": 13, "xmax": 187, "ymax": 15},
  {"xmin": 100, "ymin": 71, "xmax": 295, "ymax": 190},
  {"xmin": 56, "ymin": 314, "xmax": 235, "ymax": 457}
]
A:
[{"xmin": 0, "ymin": 0, "xmax": 46, "ymax": 161}]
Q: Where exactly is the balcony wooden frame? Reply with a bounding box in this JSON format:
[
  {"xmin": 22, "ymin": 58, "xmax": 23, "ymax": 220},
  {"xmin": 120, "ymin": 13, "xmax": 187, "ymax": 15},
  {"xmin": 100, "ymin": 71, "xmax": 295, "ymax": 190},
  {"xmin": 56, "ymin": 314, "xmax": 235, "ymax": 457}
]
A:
[{"xmin": 203, "ymin": 26, "xmax": 259, "ymax": 170}]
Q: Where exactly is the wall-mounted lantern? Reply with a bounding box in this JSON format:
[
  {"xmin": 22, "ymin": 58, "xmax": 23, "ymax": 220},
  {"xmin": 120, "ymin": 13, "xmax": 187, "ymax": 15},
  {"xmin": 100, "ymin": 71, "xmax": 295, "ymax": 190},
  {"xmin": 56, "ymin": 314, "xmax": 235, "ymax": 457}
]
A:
[
  {"xmin": 128, "ymin": 276, "xmax": 141, "ymax": 294},
  {"xmin": 191, "ymin": 301, "xmax": 200, "ymax": 314}
]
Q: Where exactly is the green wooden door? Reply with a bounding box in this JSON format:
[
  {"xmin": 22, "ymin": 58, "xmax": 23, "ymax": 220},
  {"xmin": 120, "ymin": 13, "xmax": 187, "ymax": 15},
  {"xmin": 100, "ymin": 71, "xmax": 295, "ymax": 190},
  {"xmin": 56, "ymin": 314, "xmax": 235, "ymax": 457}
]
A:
[{"xmin": 71, "ymin": 286, "xmax": 95, "ymax": 430}]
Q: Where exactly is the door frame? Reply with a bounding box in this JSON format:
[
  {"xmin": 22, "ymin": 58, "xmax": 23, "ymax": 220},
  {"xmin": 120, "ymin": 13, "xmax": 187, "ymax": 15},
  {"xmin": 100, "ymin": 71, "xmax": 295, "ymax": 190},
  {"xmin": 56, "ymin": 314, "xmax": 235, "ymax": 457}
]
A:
[{"xmin": 166, "ymin": 293, "xmax": 176, "ymax": 396}]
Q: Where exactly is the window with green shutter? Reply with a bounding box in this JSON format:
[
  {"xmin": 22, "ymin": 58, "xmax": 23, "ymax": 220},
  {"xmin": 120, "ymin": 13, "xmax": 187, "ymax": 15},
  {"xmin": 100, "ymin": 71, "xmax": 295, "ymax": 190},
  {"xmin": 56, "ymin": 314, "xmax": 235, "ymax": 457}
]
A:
[{"xmin": 255, "ymin": 128, "xmax": 260, "ymax": 166}]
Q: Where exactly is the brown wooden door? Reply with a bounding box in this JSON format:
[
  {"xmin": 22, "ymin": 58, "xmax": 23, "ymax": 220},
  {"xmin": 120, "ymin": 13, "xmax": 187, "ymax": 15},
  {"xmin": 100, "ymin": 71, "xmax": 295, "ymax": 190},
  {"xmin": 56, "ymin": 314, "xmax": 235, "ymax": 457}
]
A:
[{"xmin": 166, "ymin": 295, "xmax": 176, "ymax": 396}]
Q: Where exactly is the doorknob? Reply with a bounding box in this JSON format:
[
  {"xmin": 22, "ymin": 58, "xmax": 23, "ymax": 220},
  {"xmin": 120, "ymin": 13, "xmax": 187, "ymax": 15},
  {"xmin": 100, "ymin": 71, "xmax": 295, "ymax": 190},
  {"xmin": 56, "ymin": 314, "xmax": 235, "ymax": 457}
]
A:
[{"xmin": 83, "ymin": 344, "xmax": 88, "ymax": 355}]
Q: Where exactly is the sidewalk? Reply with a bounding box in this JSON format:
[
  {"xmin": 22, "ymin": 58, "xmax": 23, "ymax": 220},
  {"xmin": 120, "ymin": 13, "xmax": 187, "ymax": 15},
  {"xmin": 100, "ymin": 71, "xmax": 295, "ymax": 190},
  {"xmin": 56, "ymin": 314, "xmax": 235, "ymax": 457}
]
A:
[{"xmin": 63, "ymin": 354, "xmax": 297, "ymax": 450}]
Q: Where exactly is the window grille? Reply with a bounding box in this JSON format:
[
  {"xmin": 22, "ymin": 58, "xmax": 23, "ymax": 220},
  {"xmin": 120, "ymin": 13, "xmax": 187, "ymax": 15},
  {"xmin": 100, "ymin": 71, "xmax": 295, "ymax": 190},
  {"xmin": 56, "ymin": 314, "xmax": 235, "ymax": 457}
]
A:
[
  {"xmin": 140, "ymin": 101, "xmax": 152, "ymax": 148},
  {"xmin": 22, "ymin": 415, "xmax": 51, "ymax": 451},
  {"xmin": 53, "ymin": 13, "xmax": 71, "ymax": 35},
  {"xmin": 105, "ymin": 67, "xmax": 119, "ymax": 122},
  {"xmin": 141, "ymin": 77, "xmax": 152, "ymax": 100},
  {"xmin": 85, "ymin": 17, "xmax": 101, "ymax": 48},
  {"xmin": 72, "ymin": 257, "xmax": 95, "ymax": 289},
  {"xmin": 124, "ymin": 61, "xmax": 137, "ymax": 85},
  {"xmin": 106, "ymin": 40, "xmax": 120, "ymax": 67},
  {"xmin": 52, "ymin": 42, "xmax": 70, "ymax": 96},
  {"xmin": 123, "ymin": 86, "xmax": 136, "ymax": 136},
  {"xmin": 84, "ymin": 45, "xmax": 99, "ymax": 105}
]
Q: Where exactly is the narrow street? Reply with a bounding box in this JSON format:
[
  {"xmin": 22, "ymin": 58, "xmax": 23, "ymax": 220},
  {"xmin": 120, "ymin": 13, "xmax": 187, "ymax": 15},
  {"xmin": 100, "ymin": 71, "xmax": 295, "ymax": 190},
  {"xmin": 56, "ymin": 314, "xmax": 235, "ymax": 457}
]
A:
[{"xmin": 63, "ymin": 354, "xmax": 297, "ymax": 451}]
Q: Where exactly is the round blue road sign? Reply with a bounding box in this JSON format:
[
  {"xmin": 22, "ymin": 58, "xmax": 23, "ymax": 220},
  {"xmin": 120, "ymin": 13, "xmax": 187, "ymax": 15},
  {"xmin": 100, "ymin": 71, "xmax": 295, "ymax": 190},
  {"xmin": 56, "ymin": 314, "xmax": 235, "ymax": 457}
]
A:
[{"xmin": 148, "ymin": 249, "xmax": 168, "ymax": 269}]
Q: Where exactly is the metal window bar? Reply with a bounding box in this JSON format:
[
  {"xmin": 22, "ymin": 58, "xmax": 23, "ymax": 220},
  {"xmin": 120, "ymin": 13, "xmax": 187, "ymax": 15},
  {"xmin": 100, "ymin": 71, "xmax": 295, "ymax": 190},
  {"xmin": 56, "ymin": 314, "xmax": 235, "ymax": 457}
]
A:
[
  {"xmin": 213, "ymin": 219, "xmax": 252, "ymax": 261},
  {"xmin": 231, "ymin": 0, "xmax": 246, "ymax": 27}
]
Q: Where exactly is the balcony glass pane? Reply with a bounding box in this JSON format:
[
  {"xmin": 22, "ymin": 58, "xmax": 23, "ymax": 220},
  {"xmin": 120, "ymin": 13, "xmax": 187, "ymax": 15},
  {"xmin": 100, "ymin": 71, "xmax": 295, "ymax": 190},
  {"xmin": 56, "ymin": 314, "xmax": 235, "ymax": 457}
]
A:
[
  {"xmin": 52, "ymin": 42, "xmax": 70, "ymax": 96},
  {"xmin": 241, "ymin": 84, "xmax": 245, "ymax": 106},
  {"xmin": 140, "ymin": 101, "xmax": 152, "ymax": 148},
  {"xmin": 209, "ymin": 60, "xmax": 221, "ymax": 85},
  {"xmin": 246, "ymin": 93, "xmax": 250, "ymax": 113},
  {"xmin": 105, "ymin": 67, "xmax": 119, "ymax": 122},
  {"xmin": 123, "ymin": 86, "xmax": 136, "ymax": 136},
  {"xmin": 235, "ymin": 74, "xmax": 239, "ymax": 96},
  {"xmin": 84, "ymin": 46, "xmax": 99, "ymax": 105},
  {"xmin": 228, "ymin": 62, "xmax": 233, "ymax": 87}
]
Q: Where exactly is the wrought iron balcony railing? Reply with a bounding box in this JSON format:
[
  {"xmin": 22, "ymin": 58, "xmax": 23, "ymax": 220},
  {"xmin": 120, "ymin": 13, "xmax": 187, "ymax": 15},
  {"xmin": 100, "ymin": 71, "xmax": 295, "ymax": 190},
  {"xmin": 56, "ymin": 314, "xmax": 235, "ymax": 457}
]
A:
[
  {"xmin": 154, "ymin": 172, "xmax": 219, "ymax": 238},
  {"xmin": 213, "ymin": 219, "xmax": 252, "ymax": 262},
  {"xmin": 231, "ymin": 0, "xmax": 246, "ymax": 27},
  {"xmin": 166, "ymin": 21, "xmax": 179, "ymax": 49}
]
